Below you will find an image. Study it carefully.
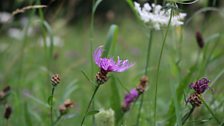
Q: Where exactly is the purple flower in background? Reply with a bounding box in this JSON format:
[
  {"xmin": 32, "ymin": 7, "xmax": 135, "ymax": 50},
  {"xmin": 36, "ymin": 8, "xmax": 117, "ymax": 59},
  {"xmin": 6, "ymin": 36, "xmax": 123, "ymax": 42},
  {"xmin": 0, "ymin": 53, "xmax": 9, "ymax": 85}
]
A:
[
  {"xmin": 190, "ymin": 77, "xmax": 210, "ymax": 94},
  {"xmin": 94, "ymin": 46, "xmax": 134, "ymax": 85},
  {"xmin": 93, "ymin": 46, "xmax": 134, "ymax": 73},
  {"xmin": 122, "ymin": 89, "xmax": 139, "ymax": 111}
]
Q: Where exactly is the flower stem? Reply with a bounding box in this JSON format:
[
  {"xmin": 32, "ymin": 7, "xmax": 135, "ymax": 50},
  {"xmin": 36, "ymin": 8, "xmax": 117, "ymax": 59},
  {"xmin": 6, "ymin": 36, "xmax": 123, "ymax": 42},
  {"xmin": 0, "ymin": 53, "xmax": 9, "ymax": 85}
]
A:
[
  {"xmin": 50, "ymin": 86, "xmax": 56, "ymax": 126},
  {"xmin": 199, "ymin": 95, "xmax": 221, "ymax": 124},
  {"xmin": 181, "ymin": 106, "xmax": 195, "ymax": 125},
  {"xmin": 153, "ymin": 10, "xmax": 173, "ymax": 126},
  {"xmin": 136, "ymin": 30, "xmax": 153, "ymax": 126},
  {"xmin": 53, "ymin": 114, "xmax": 62, "ymax": 126},
  {"xmin": 80, "ymin": 85, "xmax": 100, "ymax": 126}
]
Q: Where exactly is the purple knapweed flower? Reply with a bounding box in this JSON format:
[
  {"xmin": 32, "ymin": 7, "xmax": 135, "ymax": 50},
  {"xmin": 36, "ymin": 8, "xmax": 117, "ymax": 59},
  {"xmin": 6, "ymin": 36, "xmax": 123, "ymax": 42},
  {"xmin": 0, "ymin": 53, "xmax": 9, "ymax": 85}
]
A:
[
  {"xmin": 94, "ymin": 46, "xmax": 134, "ymax": 84},
  {"xmin": 122, "ymin": 89, "xmax": 139, "ymax": 111},
  {"xmin": 94, "ymin": 46, "xmax": 134, "ymax": 72},
  {"xmin": 190, "ymin": 77, "xmax": 210, "ymax": 94}
]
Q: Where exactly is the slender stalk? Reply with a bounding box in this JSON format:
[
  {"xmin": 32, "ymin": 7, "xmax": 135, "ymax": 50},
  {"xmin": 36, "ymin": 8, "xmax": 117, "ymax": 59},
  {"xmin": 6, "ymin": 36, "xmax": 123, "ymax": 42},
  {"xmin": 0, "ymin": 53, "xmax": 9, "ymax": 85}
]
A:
[
  {"xmin": 153, "ymin": 10, "xmax": 173, "ymax": 126},
  {"xmin": 50, "ymin": 86, "xmax": 56, "ymax": 126},
  {"xmin": 81, "ymin": 85, "xmax": 100, "ymax": 126},
  {"xmin": 181, "ymin": 106, "xmax": 195, "ymax": 125},
  {"xmin": 136, "ymin": 30, "xmax": 153, "ymax": 126},
  {"xmin": 90, "ymin": 1, "xmax": 96, "ymax": 125},
  {"xmin": 53, "ymin": 114, "xmax": 62, "ymax": 126},
  {"xmin": 199, "ymin": 95, "xmax": 221, "ymax": 124}
]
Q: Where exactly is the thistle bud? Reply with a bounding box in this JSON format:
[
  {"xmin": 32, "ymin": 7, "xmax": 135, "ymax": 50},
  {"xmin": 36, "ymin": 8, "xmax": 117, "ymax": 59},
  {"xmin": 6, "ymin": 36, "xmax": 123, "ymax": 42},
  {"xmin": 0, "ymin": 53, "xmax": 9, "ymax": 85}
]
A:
[
  {"xmin": 59, "ymin": 99, "xmax": 74, "ymax": 115},
  {"xmin": 136, "ymin": 76, "xmax": 148, "ymax": 94},
  {"xmin": 51, "ymin": 74, "xmax": 60, "ymax": 86},
  {"xmin": 187, "ymin": 93, "xmax": 202, "ymax": 107},
  {"xmin": 0, "ymin": 86, "xmax": 11, "ymax": 101},
  {"xmin": 195, "ymin": 31, "xmax": 204, "ymax": 49},
  {"xmin": 4, "ymin": 105, "xmax": 12, "ymax": 120},
  {"xmin": 3, "ymin": 86, "xmax": 10, "ymax": 93},
  {"xmin": 96, "ymin": 69, "xmax": 108, "ymax": 85}
]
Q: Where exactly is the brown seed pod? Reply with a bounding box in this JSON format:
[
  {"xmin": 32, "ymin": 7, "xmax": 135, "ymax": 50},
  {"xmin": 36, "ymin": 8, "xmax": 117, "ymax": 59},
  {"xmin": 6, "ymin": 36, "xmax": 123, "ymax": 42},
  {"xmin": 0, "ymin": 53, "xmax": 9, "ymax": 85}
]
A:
[
  {"xmin": 51, "ymin": 74, "xmax": 60, "ymax": 86},
  {"xmin": 4, "ymin": 105, "xmax": 12, "ymax": 120}
]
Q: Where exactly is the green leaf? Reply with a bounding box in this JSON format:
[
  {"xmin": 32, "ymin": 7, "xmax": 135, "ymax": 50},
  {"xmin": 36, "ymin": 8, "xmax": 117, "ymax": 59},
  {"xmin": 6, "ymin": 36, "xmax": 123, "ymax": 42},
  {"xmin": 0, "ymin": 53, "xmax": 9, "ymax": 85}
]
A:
[
  {"xmin": 47, "ymin": 96, "xmax": 54, "ymax": 106},
  {"xmin": 87, "ymin": 110, "xmax": 99, "ymax": 116},
  {"xmin": 102, "ymin": 24, "xmax": 119, "ymax": 57},
  {"xmin": 92, "ymin": 0, "xmax": 103, "ymax": 15},
  {"xmin": 63, "ymin": 79, "xmax": 78, "ymax": 100},
  {"xmin": 24, "ymin": 103, "xmax": 33, "ymax": 126},
  {"xmin": 110, "ymin": 75, "xmax": 123, "ymax": 124},
  {"xmin": 24, "ymin": 93, "xmax": 49, "ymax": 108},
  {"xmin": 165, "ymin": 64, "xmax": 197, "ymax": 126}
]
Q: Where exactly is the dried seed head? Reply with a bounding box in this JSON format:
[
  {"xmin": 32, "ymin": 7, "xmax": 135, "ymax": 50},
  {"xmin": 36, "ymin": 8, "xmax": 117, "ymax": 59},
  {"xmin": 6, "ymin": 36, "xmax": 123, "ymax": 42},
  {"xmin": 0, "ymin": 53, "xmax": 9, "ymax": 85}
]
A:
[
  {"xmin": 59, "ymin": 105, "xmax": 67, "ymax": 115},
  {"xmin": 51, "ymin": 74, "xmax": 60, "ymax": 86},
  {"xmin": 136, "ymin": 76, "xmax": 148, "ymax": 94},
  {"xmin": 187, "ymin": 93, "xmax": 202, "ymax": 107},
  {"xmin": 195, "ymin": 31, "xmax": 204, "ymax": 49},
  {"xmin": 63, "ymin": 99, "xmax": 74, "ymax": 108},
  {"xmin": 59, "ymin": 99, "xmax": 74, "ymax": 115},
  {"xmin": 4, "ymin": 105, "xmax": 12, "ymax": 120},
  {"xmin": 0, "ymin": 91, "xmax": 5, "ymax": 99},
  {"xmin": 3, "ymin": 86, "xmax": 10, "ymax": 93},
  {"xmin": 96, "ymin": 69, "xmax": 108, "ymax": 85}
]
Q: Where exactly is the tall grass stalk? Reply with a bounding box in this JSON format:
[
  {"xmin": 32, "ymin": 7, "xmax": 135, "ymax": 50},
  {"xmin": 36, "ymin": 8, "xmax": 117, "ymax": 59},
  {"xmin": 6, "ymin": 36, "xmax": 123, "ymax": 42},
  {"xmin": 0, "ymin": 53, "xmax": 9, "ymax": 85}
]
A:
[
  {"xmin": 181, "ymin": 106, "xmax": 195, "ymax": 125},
  {"xmin": 80, "ymin": 85, "xmax": 100, "ymax": 126},
  {"xmin": 50, "ymin": 86, "xmax": 56, "ymax": 126},
  {"xmin": 199, "ymin": 95, "xmax": 221, "ymax": 124},
  {"xmin": 153, "ymin": 9, "xmax": 173, "ymax": 126},
  {"xmin": 136, "ymin": 30, "xmax": 153, "ymax": 126},
  {"xmin": 89, "ymin": 0, "xmax": 102, "ymax": 125}
]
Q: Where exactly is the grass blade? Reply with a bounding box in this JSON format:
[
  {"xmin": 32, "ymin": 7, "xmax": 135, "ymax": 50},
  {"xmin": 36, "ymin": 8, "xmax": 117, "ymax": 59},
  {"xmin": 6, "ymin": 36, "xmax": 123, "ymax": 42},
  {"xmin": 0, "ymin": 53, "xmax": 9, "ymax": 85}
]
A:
[{"xmin": 102, "ymin": 24, "xmax": 119, "ymax": 57}]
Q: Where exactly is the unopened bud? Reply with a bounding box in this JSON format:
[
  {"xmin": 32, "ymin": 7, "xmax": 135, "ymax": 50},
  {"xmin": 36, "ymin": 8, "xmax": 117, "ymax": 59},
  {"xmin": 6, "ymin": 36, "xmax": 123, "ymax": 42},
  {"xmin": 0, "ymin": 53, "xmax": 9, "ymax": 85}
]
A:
[
  {"xmin": 195, "ymin": 31, "xmax": 204, "ymax": 48},
  {"xmin": 51, "ymin": 74, "xmax": 60, "ymax": 86},
  {"xmin": 136, "ymin": 76, "xmax": 148, "ymax": 94},
  {"xmin": 187, "ymin": 93, "xmax": 202, "ymax": 107},
  {"xmin": 4, "ymin": 105, "xmax": 12, "ymax": 120}
]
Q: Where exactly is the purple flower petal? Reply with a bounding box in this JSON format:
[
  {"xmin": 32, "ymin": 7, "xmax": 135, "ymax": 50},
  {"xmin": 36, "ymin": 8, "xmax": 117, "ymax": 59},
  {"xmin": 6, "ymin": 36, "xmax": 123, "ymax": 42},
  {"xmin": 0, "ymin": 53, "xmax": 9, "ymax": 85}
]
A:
[
  {"xmin": 93, "ymin": 46, "xmax": 134, "ymax": 72},
  {"xmin": 93, "ymin": 46, "xmax": 103, "ymax": 67}
]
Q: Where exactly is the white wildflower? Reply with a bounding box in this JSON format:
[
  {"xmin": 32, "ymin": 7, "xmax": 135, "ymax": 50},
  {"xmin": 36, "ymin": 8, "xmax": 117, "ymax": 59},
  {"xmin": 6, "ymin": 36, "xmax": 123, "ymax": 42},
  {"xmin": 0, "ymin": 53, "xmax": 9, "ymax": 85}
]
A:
[
  {"xmin": 8, "ymin": 28, "xmax": 24, "ymax": 40},
  {"xmin": 134, "ymin": 2, "xmax": 187, "ymax": 30},
  {"xmin": 0, "ymin": 12, "xmax": 12, "ymax": 23},
  {"xmin": 95, "ymin": 108, "xmax": 115, "ymax": 126},
  {"xmin": 39, "ymin": 36, "xmax": 64, "ymax": 47}
]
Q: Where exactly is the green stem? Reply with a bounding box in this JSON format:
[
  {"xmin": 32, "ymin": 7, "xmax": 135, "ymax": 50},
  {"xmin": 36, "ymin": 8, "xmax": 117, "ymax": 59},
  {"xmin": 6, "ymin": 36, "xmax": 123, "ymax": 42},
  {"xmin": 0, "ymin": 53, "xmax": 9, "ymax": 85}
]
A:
[
  {"xmin": 53, "ymin": 114, "xmax": 62, "ymax": 126},
  {"xmin": 199, "ymin": 95, "xmax": 221, "ymax": 124},
  {"xmin": 181, "ymin": 106, "xmax": 195, "ymax": 125},
  {"xmin": 80, "ymin": 85, "xmax": 100, "ymax": 126},
  {"xmin": 90, "ymin": 1, "xmax": 96, "ymax": 125},
  {"xmin": 51, "ymin": 86, "xmax": 56, "ymax": 126},
  {"xmin": 153, "ymin": 10, "xmax": 173, "ymax": 126},
  {"xmin": 136, "ymin": 30, "xmax": 153, "ymax": 126}
]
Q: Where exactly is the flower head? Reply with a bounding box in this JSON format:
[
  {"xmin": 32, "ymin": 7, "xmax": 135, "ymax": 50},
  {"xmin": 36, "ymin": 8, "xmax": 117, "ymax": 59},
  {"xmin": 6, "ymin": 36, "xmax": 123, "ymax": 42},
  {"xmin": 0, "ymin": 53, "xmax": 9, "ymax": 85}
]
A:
[
  {"xmin": 93, "ymin": 46, "xmax": 134, "ymax": 73},
  {"xmin": 190, "ymin": 77, "xmax": 210, "ymax": 94},
  {"xmin": 122, "ymin": 89, "xmax": 139, "ymax": 111},
  {"xmin": 134, "ymin": 2, "xmax": 186, "ymax": 30},
  {"xmin": 59, "ymin": 99, "xmax": 74, "ymax": 115},
  {"xmin": 95, "ymin": 108, "xmax": 115, "ymax": 126},
  {"xmin": 187, "ymin": 92, "xmax": 202, "ymax": 107},
  {"xmin": 51, "ymin": 74, "xmax": 60, "ymax": 86}
]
